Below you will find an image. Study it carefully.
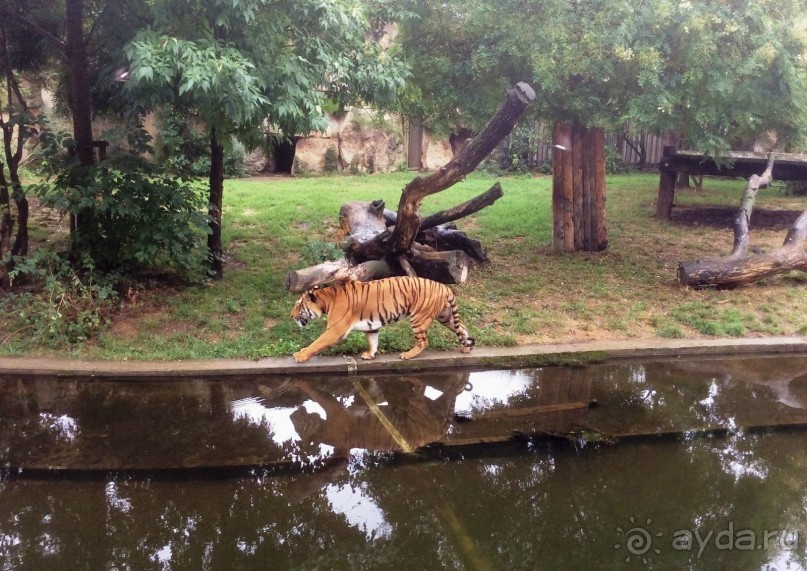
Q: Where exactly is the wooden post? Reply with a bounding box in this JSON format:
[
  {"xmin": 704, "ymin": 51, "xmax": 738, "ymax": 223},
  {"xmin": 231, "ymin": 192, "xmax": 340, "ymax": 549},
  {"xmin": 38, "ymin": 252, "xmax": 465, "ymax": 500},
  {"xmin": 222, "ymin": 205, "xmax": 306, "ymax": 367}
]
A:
[
  {"xmin": 572, "ymin": 122, "xmax": 585, "ymax": 250},
  {"xmin": 657, "ymin": 145, "xmax": 678, "ymax": 219},
  {"xmin": 552, "ymin": 121, "xmax": 608, "ymax": 252},
  {"xmin": 582, "ymin": 125, "xmax": 593, "ymax": 248},
  {"xmin": 591, "ymin": 127, "xmax": 608, "ymax": 250},
  {"xmin": 552, "ymin": 122, "xmax": 572, "ymax": 252}
]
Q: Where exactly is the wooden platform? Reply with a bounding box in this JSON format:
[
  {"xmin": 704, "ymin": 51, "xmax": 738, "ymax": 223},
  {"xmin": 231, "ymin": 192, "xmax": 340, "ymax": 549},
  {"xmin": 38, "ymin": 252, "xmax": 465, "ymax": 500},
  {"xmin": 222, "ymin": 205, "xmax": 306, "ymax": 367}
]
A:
[{"xmin": 656, "ymin": 148, "xmax": 807, "ymax": 219}]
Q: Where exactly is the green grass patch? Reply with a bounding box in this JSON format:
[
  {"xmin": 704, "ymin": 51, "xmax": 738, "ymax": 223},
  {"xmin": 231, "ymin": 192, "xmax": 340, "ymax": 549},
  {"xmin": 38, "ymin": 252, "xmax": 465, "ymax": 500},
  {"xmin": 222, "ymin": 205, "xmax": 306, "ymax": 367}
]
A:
[{"xmin": 3, "ymin": 171, "xmax": 807, "ymax": 360}]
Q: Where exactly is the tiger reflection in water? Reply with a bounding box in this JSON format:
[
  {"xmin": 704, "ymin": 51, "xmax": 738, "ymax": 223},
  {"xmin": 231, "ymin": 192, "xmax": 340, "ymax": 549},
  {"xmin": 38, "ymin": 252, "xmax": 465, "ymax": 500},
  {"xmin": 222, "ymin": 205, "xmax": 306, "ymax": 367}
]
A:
[{"xmin": 290, "ymin": 372, "xmax": 471, "ymax": 454}]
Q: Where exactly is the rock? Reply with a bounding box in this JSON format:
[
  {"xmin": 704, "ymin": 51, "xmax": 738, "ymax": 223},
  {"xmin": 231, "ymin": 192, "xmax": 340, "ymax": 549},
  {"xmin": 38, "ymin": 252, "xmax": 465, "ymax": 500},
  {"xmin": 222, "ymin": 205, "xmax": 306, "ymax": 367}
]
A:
[{"xmin": 293, "ymin": 137, "xmax": 338, "ymax": 175}]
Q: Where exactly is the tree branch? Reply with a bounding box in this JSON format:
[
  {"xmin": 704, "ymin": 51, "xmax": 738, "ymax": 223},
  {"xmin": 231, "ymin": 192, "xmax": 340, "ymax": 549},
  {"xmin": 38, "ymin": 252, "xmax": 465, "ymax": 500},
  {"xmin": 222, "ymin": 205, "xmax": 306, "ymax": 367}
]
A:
[
  {"xmin": 1, "ymin": 9, "xmax": 67, "ymax": 54},
  {"xmin": 386, "ymin": 82, "xmax": 535, "ymax": 255},
  {"xmin": 729, "ymin": 152, "xmax": 775, "ymax": 259}
]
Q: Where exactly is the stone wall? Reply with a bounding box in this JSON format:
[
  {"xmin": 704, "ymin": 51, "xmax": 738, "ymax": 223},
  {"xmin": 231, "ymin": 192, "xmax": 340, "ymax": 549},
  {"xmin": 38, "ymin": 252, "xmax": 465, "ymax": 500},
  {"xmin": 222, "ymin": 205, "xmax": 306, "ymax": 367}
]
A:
[{"xmin": 291, "ymin": 108, "xmax": 453, "ymax": 176}]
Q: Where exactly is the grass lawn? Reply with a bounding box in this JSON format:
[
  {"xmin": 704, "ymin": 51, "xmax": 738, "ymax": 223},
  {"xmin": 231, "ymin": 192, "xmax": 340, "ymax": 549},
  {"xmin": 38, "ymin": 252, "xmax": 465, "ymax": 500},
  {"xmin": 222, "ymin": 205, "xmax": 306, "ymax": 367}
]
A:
[{"xmin": 2, "ymin": 171, "xmax": 807, "ymax": 360}]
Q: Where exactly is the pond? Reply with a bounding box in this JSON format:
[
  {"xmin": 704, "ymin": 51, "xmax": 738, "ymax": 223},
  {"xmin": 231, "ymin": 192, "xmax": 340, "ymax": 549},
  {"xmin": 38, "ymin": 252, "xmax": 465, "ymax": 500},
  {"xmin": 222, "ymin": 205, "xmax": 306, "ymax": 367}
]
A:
[{"xmin": 3, "ymin": 354, "xmax": 807, "ymax": 569}]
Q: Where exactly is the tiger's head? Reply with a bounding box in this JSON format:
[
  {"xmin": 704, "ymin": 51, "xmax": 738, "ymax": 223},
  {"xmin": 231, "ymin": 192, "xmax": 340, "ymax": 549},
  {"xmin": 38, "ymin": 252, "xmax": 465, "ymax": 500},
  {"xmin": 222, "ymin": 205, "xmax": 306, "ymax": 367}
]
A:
[{"xmin": 291, "ymin": 288, "xmax": 324, "ymax": 328}]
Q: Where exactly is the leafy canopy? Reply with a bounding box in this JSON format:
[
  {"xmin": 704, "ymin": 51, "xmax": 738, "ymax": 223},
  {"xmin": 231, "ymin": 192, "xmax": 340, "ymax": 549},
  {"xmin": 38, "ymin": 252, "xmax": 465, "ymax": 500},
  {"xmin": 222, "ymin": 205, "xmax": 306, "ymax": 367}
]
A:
[
  {"xmin": 397, "ymin": 0, "xmax": 807, "ymax": 153},
  {"xmin": 125, "ymin": 0, "xmax": 410, "ymax": 144}
]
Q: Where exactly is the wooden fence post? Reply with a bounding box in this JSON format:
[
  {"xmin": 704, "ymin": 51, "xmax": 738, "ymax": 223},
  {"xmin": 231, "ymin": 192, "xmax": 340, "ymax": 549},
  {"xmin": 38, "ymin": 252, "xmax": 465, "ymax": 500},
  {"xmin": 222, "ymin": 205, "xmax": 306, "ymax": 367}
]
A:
[{"xmin": 552, "ymin": 121, "xmax": 608, "ymax": 252}]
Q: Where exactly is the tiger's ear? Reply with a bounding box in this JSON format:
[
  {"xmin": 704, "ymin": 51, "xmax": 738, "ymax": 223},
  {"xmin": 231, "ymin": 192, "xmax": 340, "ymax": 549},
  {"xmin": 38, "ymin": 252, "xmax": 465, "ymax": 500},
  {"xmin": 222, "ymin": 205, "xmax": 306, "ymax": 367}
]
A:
[{"xmin": 307, "ymin": 291, "xmax": 317, "ymax": 302}]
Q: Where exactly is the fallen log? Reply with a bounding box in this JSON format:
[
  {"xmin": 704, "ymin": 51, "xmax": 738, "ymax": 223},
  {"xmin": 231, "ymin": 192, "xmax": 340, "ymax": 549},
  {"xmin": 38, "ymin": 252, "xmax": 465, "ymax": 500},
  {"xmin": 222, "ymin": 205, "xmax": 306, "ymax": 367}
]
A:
[
  {"xmin": 418, "ymin": 226, "xmax": 487, "ymax": 263},
  {"xmin": 284, "ymin": 82, "xmax": 534, "ymax": 292},
  {"xmin": 284, "ymin": 259, "xmax": 393, "ymax": 294},
  {"xmin": 678, "ymin": 154, "xmax": 807, "ymax": 288},
  {"xmin": 408, "ymin": 249, "xmax": 470, "ymax": 284},
  {"xmin": 678, "ymin": 211, "xmax": 807, "ymax": 288},
  {"xmin": 283, "ymin": 250, "xmax": 471, "ymax": 294}
]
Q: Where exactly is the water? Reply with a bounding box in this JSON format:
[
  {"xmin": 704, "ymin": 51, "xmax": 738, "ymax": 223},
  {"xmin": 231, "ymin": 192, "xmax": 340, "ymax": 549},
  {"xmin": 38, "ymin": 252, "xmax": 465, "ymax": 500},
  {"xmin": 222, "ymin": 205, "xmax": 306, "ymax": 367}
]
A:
[{"xmin": 3, "ymin": 355, "xmax": 807, "ymax": 569}]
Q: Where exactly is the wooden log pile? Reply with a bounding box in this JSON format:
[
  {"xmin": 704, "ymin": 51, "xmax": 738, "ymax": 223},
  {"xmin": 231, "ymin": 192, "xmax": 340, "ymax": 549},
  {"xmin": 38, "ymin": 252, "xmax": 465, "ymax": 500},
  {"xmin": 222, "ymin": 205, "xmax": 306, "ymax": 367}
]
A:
[
  {"xmin": 284, "ymin": 82, "xmax": 535, "ymax": 294},
  {"xmin": 678, "ymin": 154, "xmax": 807, "ymax": 288}
]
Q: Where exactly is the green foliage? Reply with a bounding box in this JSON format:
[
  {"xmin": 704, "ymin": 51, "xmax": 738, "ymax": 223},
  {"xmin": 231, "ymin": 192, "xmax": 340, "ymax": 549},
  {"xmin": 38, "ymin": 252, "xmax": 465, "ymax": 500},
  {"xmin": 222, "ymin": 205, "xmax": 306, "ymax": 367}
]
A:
[
  {"xmin": 397, "ymin": 0, "xmax": 807, "ymax": 155},
  {"xmin": 153, "ymin": 111, "xmax": 248, "ymax": 178},
  {"xmin": 2, "ymin": 251, "xmax": 119, "ymax": 346},
  {"xmin": 301, "ymin": 240, "xmax": 345, "ymax": 266},
  {"xmin": 605, "ymin": 143, "xmax": 632, "ymax": 175},
  {"xmin": 34, "ymin": 156, "xmax": 209, "ymax": 277},
  {"xmin": 125, "ymin": 0, "xmax": 409, "ymax": 143},
  {"xmin": 481, "ymin": 123, "xmax": 545, "ymax": 174}
]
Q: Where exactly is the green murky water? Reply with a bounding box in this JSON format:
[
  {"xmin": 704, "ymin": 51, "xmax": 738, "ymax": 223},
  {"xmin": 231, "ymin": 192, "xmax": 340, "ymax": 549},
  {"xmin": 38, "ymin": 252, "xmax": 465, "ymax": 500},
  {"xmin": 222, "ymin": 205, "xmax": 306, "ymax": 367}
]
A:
[{"xmin": 3, "ymin": 355, "xmax": 807, "ymax": 569}]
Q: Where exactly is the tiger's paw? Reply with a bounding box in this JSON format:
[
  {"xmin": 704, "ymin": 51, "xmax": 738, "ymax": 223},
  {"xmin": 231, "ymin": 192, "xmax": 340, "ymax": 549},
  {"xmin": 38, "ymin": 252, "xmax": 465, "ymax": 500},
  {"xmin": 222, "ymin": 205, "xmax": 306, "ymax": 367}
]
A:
[
  {"xmin": 360, "ymin": 351, "xmax": 376, "ymax": 360},
  {"xmin": 399, "ymin": 348, "xmax": 422, "ymax": 360},
  {"xmin": 460, "ymin": 345, "xmax": 472, "ymax": 354},
  {"xmin": 293, "ymin": 351, "xmax": 311, "ymax": 363}
]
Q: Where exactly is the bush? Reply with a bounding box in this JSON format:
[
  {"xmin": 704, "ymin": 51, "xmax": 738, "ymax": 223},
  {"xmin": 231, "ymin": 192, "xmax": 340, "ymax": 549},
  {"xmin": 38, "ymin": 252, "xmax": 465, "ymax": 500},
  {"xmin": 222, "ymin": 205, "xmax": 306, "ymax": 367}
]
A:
[
  {"xmin": 35, "ymin": 155, "xmax": 209, "ymax": 278},
  {"xmin": 2, "ymin": 251, "xmax": 119, "ymax": 346},
  {"xmin": 605, "ymin": 143, "xmax": 632, "ymax": 175},
  {"xmin": 481, "ymin": 123, "xmax": 542, "ymax": 174},
  {"xmin": 301, "ymin": 240, "xmax": 345, "ymax": 265}
]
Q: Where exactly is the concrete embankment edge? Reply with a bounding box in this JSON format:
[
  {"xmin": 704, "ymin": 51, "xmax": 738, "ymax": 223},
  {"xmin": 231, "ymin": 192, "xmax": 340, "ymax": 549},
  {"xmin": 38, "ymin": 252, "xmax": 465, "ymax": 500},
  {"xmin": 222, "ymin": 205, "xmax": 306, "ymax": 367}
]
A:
[{"xmin": 0, "ymin": 337, "xmax": 805, "ymax": 379}]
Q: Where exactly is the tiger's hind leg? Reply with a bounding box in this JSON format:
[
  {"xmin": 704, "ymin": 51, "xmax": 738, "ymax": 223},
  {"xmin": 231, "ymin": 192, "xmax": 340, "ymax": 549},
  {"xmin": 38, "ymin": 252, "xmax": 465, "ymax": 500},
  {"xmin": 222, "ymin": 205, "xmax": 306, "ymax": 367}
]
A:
[
  {"xmin": 361, "ymin": 331, "xmax": 379, "ymax": 360},
  {"xmin": 401, "ymin": 316, "xmax": 433, "ymax": 360},
  {"xmin": 437, "ymin": 302, "xmax": 475, "ymax": 354}
]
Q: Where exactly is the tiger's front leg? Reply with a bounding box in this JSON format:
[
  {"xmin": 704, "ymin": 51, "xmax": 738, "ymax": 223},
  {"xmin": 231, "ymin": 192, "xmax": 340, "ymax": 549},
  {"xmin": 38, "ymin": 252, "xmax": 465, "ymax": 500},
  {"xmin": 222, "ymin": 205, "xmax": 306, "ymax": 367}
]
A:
[
  {"xmin": 293, "ymin": 326, "xmax": 349, "ymax": 363},
  {"xmin": 360, "ymin": 331, "xmax": 379, "ymax": 360}
]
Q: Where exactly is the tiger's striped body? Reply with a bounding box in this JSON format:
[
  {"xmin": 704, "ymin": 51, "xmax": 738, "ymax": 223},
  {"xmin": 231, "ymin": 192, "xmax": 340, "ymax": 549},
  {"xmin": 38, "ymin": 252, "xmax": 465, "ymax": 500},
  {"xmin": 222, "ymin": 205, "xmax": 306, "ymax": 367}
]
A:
[{"xmin": 290, "ymin": 276, "xmax": 475, "ymax": 363}]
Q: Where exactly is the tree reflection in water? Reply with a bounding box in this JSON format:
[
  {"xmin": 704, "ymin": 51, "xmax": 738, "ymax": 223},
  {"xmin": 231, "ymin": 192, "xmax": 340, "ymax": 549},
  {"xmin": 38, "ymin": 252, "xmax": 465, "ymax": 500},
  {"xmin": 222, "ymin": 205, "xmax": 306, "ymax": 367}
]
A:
[{"xmin": 2, "ymin": 356, "xmax": 807, "ymax": 569}]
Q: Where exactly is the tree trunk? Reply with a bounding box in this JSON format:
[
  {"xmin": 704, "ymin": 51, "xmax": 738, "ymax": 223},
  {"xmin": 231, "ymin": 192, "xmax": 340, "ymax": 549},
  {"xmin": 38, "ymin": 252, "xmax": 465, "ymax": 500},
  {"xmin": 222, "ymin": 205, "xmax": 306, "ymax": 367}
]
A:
[
  {"xmin": 0, "ymin": 32, "xmax": 29, "ymax": 282},
  {"xmin": 11, "ymin": 191, "xmax": 27, "ymax": 257},
  {"xmin": 676, "ymin": 155, "xmax": 807, "ymax": 288},
  {"xmin": 358, "ymin": 82, "xmax": 535, "ymax": 264},
  {"xmin": 286, "ymin": 83, "xmax": 535, "ymax": 292},
  {"xmin": 66, "ymin": 0, "xmax": 93, "ymax": 167},
  {"xmin": 208, "ymin": 128, "xmax": 225, "ymax": 278},
  {"xmin": 0, "ymin": 170, "xmax": 12, "ymax": 293},
  {"xmin": 728, "ymin": 153, "xmax": 776, "ymax": 259},
  {"xmin": 552, "ymin": 120, "xmax": 607, "ymax": 252},
  {"xmin": 65, "ymin": 0, "xmax": 96, "ymax": 252}
]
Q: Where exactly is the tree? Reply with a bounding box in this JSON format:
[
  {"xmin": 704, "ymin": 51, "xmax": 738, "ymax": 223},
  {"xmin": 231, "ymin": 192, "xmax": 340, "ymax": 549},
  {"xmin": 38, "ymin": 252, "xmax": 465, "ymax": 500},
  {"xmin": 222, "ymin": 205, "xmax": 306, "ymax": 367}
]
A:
[
  {"xmin": 396, "ymin": 0, "xmax": 807, "ymax": 251},
  {"xmin": 2, "ymin": 0, "xmax": 153, "ymax": 256},
  {"xmin": 0, "ymin": 2, "xmax": 55, "ymax": 292},
  {"xmin": 124, "ymin": 0, "xmax": 408, "ymax": 278}
]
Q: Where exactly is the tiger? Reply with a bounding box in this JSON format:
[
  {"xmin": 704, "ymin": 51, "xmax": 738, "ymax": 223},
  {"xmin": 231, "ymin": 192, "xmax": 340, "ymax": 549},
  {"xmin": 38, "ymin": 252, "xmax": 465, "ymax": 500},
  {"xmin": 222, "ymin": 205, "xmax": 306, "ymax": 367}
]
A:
[{"xmin": 290, "ymin": 276, "xmax": 475, "ymax": 363}]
